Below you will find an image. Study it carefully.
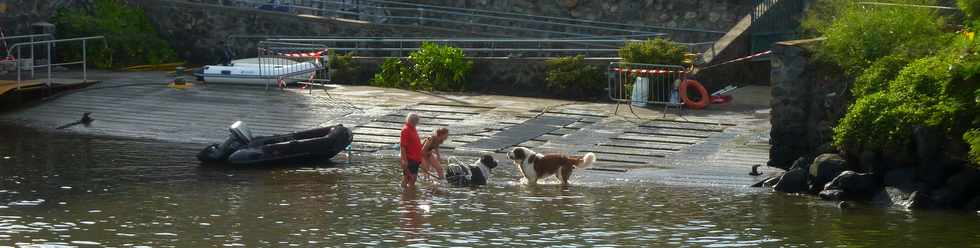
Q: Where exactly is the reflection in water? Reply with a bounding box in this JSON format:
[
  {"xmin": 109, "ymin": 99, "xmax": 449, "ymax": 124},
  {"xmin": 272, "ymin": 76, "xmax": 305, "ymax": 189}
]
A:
[
  {"xmin": 399, "ymin": 188, "xmax": 426, "ymax": 245},
  {"xmin": 2, "ymin": 123, "xmax": 980, "ymax": 246}
]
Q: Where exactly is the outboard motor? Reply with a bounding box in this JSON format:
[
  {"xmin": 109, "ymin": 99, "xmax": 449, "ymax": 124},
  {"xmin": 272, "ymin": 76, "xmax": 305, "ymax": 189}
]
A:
[{"xmin": 197, "ymin": 121, "xmax": 252, "ymax": 163}]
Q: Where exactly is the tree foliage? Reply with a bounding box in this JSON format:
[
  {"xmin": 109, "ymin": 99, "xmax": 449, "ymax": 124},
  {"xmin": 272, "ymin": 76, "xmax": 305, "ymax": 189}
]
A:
[
  {"xmin": 408, "ymin": 42, "xmax": 473, "ymax": 91},
  {"xmin": 371, "ymin": 43, "xmax": 473, "ymax": 91},
  {"xmin": 813, "ymin": 0, "xmax": 950, "ymax": 75},
  {"xmin": 818, "ymin": 0, "xmax": 980, "ymax": 167},
  {"xmin": 618, "ymin": 38, "xmax": 686, "ymax": 65},
  {"xmin": 545, "ymin": 55, "xmax": 605, "ymax": 99},
  {"xmin": 53, "ymin": 0, "xmax": 177, "ymax": 68}
]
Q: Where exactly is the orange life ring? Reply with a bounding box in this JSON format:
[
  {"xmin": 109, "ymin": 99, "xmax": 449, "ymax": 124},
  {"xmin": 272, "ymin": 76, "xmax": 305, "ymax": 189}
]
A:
[{"xmin": 679, "ymin": 79, "xmax": 709, "ymax": 109}]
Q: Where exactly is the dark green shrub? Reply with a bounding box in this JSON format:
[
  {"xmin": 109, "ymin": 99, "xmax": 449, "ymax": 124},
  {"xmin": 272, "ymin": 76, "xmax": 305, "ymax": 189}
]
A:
[
  {"xmin": 834, "ymin": 45, "xmax": 980, "ymax": 153},
  {"xmin": 618, "ymin": 38, "xmax": 686, "ymax": 65},
  {"xmin": 815, "ymin": 1, "xmax": 980, "ymax": 165},
  {"xmin": 815, "ymin": 0, "xmax": 950, "ymax": 74},
  {"xmin": 53, "ymin": 0, "xmax": 178, "ymax": 69},
  {"xmin": 408, "ymin": 42, "xmax": 473, "ymax": 91},
  {"xmin": 328, "ymin": 51, "xmax": 360, "ymax": 84},
  {"xmin": 545, "ymin": 55, "xmax": 605, "ymax": 99},
  {"xmin": 370, "ymin": 57, "xmax": 410, "ymax": 88},
  {"xmin": 853, "ymin": 54, "xmax": 911, "ymax": 96},
  {"xmin": 371, "ymin": 43, "xmax": 473, "ymax": 91}
]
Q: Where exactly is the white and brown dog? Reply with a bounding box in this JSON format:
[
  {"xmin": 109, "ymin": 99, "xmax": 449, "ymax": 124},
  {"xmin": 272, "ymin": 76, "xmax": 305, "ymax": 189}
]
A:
[{"xmin": 507, "ymin": 147, "xmax": 596, "ymax": 185}]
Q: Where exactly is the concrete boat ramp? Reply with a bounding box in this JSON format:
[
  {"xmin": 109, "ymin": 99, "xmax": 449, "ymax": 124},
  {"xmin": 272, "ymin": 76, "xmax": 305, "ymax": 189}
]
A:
[{"xmin": 0, "ymin": 71, "xmax": 779, "ymax": 187}]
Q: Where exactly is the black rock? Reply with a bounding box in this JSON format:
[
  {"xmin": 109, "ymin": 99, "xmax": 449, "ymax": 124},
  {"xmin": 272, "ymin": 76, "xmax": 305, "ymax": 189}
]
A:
[
  {"xmin": 809, "ymin": 153, "xmax": 847, "ymax": 192},
  {"xmin": 820, "ymin": 171, "xmax": 881, "ymax": 200},
  {"xmin": 762, "ymin": 175, "xmax": 781, "ymax": 188},
  {"xmin": 789, "ymin": 157, "xmax": 811, "ymax": 171},
  {"xmin": 751, "ymin": 174, "xmax": 780, "ymax": 188},
  {"xmin": 946, "ymin": 167, "xmax": 980, "ymax": 194},
  {"xmin": 883, "ymin": 167, "xmax": 916, "ymax": 187},
  {"xmin": 929, "ymin": 187, "xmax": 960, "ymax": 208},
  {"xmin": 913, "ymin": 126, "xmax": 942, "ymax": 162},
  {"xmin": 858, "ymin": 150, "xmax": 877, "ymax": 173},
  {"xmin": 964, "ymin": 196, "xmax": 980, "ymax": 212},
  {"xmin": 774, "ymin": 168, "xmax": 808, "ymax": 193},
  {"xmin": 917, "ymin": 159, "xmax": 960, "ymax": 188},
  {"xmin": 908, "ymin": 191, "xmax": 931, "ymax": 209}
]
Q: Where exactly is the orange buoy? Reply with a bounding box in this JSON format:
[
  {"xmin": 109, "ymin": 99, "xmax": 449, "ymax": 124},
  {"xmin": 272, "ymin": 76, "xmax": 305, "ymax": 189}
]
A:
[{"xmin": 679, "ymin": 79, "xmax": 709, "ymax": 109}]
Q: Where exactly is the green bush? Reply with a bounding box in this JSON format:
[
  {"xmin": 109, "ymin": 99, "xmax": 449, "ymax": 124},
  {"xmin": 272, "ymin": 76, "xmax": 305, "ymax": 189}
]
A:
[
  {"xmin": 834, "ymin": 42, "xmax": 980, "ymax": 153},
  {"xmin": 814, "ymin": 0, "xmax": 950, "ymax": 74},
  {"xmin": 815, "ymin": 1, "xmax": 980, "ymax": 166},
  {"xmin": 408, "ymin": 42, "xmax": 473, "ymax": 91},
  {"xmin": 370, "ymin": 57, "xmax": 411, "ymax": 88},
  {"xmin": 53, "ymin": 0, "xmax": 178, "ymax": 69},
  {"xmin": 328, "ymin": 51, "xmax": 360, "ymax": 84},
  {"xmin": 371, "ymin": 43, "xmax": 473, "ymax": 91},
  {"xmin": 545, "ymin": 55, "xmax": 605, "ymax": 99},
  {"xmin": 618, "ymin": 38, "xmax": 686, "ymax": 65},
  {"xmin": 852, "ymin": 54, "xmax": 911, "ymax": 96}
]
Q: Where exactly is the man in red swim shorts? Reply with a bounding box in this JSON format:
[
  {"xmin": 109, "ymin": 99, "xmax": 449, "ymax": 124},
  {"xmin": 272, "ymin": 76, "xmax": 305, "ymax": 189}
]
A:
[{"xmin": 400, "ymin": 113, "xmax": 423, "ymax": 188}]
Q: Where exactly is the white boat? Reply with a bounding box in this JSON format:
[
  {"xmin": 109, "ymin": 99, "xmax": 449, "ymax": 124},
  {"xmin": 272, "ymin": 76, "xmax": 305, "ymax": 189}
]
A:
[{"xmin": 200, "ymin": 58, "xmax": 321, "ymax": 85}]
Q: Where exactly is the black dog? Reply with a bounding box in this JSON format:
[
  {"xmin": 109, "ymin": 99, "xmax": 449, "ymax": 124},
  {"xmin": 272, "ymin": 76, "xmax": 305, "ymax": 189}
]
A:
[{"xmin": 445, "ymin": 155, "xmax": 498, "ymax": 187}]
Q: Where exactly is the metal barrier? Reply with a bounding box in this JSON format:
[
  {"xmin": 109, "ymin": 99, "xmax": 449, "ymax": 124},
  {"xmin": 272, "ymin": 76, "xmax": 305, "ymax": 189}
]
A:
[
  {"xmin": 607, "ymin": 62, "xmax": 687, "ymax": 116},
  {"xmin": 0, "ymin": 34, "xmax": 54, "ymax": 80},
  {"xmin": 255, "ymin": 41, "xmax": 330, "ymax": 92},
  {"xmin": 6, "ymin": 36, "xmax": 105, "ymax": 91},
  {"xmin": 259, "ymin": 38, "xmax": 714, "ymax": 58}
]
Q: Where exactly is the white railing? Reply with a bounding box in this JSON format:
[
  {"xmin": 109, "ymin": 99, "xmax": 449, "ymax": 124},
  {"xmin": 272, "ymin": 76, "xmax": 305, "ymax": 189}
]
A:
[{"xmin": 7, "ymin": 36, "xmax": 106, "ymax": 90}]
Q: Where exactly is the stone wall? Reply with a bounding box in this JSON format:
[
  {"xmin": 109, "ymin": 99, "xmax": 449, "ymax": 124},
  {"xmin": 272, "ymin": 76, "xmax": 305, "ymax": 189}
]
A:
[
  {"xmin": 0, "ymin": 0, "xmax": 76, "ymax": 36},
  {"xmin": 768, "ymin": 39, "xmax": 851, "ymax": 170},
  {"xmin": 136, "ymin": 0, "xmax": 473, "ymax": 64},
  {"xmin": 399, "ymin": 0, "xmax": 752, "ymax": 42}
]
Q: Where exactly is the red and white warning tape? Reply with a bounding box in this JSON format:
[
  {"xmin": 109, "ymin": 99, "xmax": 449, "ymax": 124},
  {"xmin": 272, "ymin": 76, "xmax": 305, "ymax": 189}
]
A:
[
  {"xmin": 259, "ymin": 48, "xmax": 328, "ymax": 58},
  {"xmin": 609, "ymin": 67, "xmax": 686, "ymax": 76}
]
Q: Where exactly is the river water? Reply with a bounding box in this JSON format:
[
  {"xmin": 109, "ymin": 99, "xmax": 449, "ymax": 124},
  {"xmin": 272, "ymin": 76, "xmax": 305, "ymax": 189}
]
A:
[{"xmin": 2, "ymin": 124, "xmax": 980, "ymax": 247}]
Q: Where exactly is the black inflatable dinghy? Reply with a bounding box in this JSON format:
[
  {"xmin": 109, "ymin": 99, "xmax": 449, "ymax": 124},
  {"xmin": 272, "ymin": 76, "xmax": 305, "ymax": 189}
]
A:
[{"xmin": 198, "ymin": 121, "xmax": 353, "ymax": 165}]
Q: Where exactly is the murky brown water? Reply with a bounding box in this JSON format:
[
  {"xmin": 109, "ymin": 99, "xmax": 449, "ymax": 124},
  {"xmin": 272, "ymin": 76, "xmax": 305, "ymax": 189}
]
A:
[{"xmin": 2, "ymin": 123, "xmax": 980, "ymax": 247}]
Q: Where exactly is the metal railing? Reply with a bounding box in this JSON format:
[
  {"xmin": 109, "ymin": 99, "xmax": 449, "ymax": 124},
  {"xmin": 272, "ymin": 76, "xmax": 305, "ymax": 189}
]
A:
[
  {"xmin": 7, "ymin": 36, "xmax": 106, "ymax": 90},
  {"xmin": 749, "ymin": 0, "xmax": 808, "ymax": 54},
  {"xmin": 0, "ymin": 34, "xmax": 55, "ymax": 80},
  {"xmin": 607, "ymin": 62, "xmax": 688, "ymax": 116},
  {"xmin": 189, "ymin": 0, "xmax": 727, "ymax": 39},
  {"xmin": 259, "ymin": 38, "xmax": 715, "ymax": 58},
  {"xmin": 1, "ymin": 33, "xmax": 54, "ymax": 59}
]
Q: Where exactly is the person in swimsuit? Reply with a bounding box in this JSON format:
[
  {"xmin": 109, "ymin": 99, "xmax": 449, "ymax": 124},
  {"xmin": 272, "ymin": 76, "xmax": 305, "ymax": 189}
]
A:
[
  {"xmin": 400, "ymin": 113, "xmax": 423, "ymax": 188},
  {"xmin": 420, "ymin": 128, "xmax": 449, "ymax": 180}
]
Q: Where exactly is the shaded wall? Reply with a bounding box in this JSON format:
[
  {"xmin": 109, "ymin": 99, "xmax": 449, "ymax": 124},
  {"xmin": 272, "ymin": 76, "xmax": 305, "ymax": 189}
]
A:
[
  {"xmin": 0, "ymin": 0, "xmax": 76, "ymax": 36},
  {"xmin": 399, "ymin": 0, "xmax": 754, "ymax": 42},
  {"xmin": 136, "ymin": 0, "xmax": 472, "ymax": 64},
  {"xmin": 768, "ymin": 39, "xmax": 851, "ymax": 169}
]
